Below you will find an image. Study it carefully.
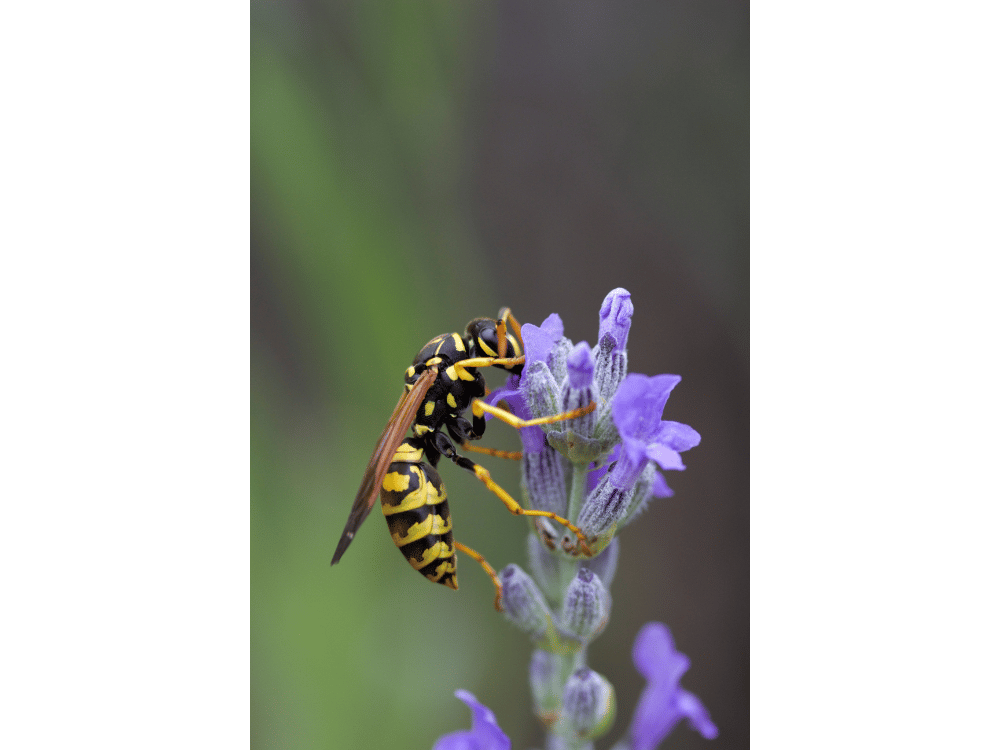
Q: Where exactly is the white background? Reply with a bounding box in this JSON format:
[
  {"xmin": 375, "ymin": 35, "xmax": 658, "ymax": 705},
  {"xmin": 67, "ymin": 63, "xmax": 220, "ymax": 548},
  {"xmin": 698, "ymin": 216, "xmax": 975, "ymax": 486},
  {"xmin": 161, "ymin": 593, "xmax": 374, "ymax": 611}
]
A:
[{"xmin": 1, "ymin": 1, "xmax": 998, "ymax": 747}]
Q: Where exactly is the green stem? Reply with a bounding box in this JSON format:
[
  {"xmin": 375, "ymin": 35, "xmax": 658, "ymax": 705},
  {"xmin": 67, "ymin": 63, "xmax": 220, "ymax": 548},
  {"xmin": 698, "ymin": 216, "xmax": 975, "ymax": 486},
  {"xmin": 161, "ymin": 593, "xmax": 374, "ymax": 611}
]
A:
[
  {"xmin": 567, "ymin": 461, "xmax": 587, "ymax": 525},
  {"xmin": 544, "ymin": 461, "xmax": 595, "ymax": 750}
]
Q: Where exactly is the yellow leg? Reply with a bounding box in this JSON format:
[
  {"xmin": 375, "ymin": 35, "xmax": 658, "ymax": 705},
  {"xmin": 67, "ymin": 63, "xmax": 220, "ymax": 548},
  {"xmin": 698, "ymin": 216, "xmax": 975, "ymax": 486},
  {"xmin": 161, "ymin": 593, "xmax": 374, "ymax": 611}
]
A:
[
  {"xmin": 453, "ymin": 356, "xmax": 526, "ymax": 371},
  {"xmin": 454, "ymin": 541, "xmax": 503, "ymax": 611},
  {"xmin": 470, "ymin": 463, "xmax": 592, "ymax": 556},
  {"xmin": 472, "ymin": 399, "xmax": 596, "ymax": 428},
  {"xmin": 495, "ymin": 308, "xmax": 523, "ymax": 359},
  {"xmin": 461, "ymin": 442, "xmax": 523, "ymax": 460}
]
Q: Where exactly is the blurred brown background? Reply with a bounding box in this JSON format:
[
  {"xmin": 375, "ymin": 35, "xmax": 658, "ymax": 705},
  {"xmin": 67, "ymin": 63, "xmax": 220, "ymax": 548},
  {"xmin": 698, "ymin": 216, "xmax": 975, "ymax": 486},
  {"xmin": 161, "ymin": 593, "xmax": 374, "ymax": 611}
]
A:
[{"xmin": 252, "ymin": 1, "xmax": 747, "ymax": 748}]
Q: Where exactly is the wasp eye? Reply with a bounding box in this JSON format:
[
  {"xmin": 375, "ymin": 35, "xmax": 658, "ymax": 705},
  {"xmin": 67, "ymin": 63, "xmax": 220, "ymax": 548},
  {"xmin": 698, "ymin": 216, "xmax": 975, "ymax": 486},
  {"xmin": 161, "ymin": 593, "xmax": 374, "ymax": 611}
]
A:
[{"xmin": 477, "ymin": 326, "xmax": 500, "ymax": 357}]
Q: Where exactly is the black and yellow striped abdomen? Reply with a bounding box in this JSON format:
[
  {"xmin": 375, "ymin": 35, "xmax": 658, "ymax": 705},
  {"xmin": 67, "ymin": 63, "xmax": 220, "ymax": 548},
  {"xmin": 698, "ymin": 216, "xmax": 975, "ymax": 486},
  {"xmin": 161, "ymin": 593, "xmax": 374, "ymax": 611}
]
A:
[{"xmin": 380, "ymin": 438, "xmax": 458, "ymax": 590}]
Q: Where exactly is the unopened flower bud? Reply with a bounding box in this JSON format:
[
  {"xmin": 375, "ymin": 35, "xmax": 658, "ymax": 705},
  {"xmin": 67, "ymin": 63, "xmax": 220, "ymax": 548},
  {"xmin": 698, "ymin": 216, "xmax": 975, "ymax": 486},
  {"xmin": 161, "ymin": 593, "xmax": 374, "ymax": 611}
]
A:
[
  {"xmin": 591, "ymin": 336, "xmax": 625, "ymax": 452},
  {"xmin": 566, "ymin": 341, "xmax": 594, "ymax": 390},
  {"xmin": 593, "ymin": 288, "xmax": 632, "ymax": 408},
  {"xmin": 529, "ymin": 649, "xmax": 568, "ymax": 726},
  {"xmin": 575, "ymin": 471, "xmax": 637, "ymax": 543},
  {"xmin": 549, "ymin": 336, "xmax": 572, "ymax": 385},
  {"xmin": 620, "ymin": 461, "xmax": 664, "ymax": 528},
  {"xmin": 562, "ymin": 668, "xmax": 616, "ymax": 740},
  {"xmin": 500, "ymin": 565, "xmax": 555, "ymax": 642},
  {"xmin": 523, "ymin": 360, "xmax": 561, "ymax": 427},
  {"xmin": 521, "ymin": 443, "xmax": 567, "ymax": 517},
  {"xmin": 598, "ymin": 288, "xmax": 633, "ymax": 354},
  {"xmin": 560, "ymin": 568, "xmax": 611, "ymax": 641},
  {"xmin": 561, "ymin": 341, "xmax": 596, "ymax": 436}
]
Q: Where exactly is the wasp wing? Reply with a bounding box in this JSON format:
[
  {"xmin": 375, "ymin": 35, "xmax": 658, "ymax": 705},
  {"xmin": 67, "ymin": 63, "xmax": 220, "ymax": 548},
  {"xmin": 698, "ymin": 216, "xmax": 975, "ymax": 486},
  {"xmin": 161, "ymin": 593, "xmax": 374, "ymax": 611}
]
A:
[{"xmin": 330, "ymin": 366, "xmax": 438, "ymax": 564}]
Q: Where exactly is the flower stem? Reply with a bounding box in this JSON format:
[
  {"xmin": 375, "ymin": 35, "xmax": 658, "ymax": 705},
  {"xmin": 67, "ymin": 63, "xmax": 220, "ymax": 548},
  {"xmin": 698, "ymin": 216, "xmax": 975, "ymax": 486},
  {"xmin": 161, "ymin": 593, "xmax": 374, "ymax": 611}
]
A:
[{"xmin": 567, "ymin": 460, "xmax": 587, "ymax": 526}]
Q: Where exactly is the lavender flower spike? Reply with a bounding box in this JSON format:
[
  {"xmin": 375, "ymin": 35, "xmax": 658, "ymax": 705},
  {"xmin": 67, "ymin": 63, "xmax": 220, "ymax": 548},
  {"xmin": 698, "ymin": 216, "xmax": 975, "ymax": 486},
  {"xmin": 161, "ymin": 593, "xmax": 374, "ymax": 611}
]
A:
[
  {"xmin": 629, "ymin": 623, "xmax": 718, "ymax": 750},
  {"xmin": 433, "ymin": 690, "xmax": 511, "ymax": 750}
]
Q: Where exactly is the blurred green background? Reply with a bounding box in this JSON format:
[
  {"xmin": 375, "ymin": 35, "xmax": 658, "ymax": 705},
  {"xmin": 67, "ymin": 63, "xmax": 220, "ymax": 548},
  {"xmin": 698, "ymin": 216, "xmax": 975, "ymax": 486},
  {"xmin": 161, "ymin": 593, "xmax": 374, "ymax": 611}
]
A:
[{"xmin": 251, "ymin": 2, "xmax": 747, "ymax": 748}]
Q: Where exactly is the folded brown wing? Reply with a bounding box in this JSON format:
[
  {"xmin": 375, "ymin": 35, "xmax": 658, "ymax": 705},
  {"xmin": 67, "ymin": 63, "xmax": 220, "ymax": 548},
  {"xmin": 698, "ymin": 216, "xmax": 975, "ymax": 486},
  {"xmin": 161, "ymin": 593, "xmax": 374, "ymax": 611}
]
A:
[{"xmin": 330, "ymin": 366, "xmax": 438, "ymax": 564}]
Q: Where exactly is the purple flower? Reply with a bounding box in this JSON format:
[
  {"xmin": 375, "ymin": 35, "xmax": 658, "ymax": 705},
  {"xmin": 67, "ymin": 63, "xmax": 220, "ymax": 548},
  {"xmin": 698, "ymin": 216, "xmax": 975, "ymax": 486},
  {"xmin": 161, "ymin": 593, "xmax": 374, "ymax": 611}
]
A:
[
  {"xmin": 598, "ymin": 288, "xmax": 633, "ymax": 354},
  {"xmin": 433, "ymin": 690, "xmax": 511, "ymax": 750},
  {"xmin": 566, "ymin": 341, "xmax": 594, "ymax": 389},
  {"xmin": 521, "ymin": 312, "xmax": 564, "ymax": 374},
  {"xmin": 629, "ymin": 622, "xmax": 718, "ymax": 750},
  {"xmin": 484, "ymin": 373, "xmax": 546, "ymax": 453},
  {"xmin": 608, "ymin": 373, "xmax": 700, "ymax": 496}
]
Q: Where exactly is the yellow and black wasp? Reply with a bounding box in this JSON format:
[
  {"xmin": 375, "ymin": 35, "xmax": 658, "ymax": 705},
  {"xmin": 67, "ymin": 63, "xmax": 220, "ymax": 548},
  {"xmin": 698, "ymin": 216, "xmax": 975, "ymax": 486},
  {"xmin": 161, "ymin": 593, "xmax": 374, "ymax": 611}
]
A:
[{"xmin": 330, "ymin": 309, "xmax": 594, "ymax": 609}]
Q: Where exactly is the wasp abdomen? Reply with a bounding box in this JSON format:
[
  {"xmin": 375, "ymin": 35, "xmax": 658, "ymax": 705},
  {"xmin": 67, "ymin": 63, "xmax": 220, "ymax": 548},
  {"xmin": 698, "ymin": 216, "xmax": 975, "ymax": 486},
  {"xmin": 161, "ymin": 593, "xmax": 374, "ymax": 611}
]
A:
[{"xmin": 380, "ymin": 440, "xmax": 458, "ymax": 590}]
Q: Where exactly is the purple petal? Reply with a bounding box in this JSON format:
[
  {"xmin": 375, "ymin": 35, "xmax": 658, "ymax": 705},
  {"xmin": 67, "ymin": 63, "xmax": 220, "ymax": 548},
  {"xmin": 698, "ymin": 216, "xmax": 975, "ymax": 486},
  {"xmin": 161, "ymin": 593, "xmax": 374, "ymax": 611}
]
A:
[
  {"xmin": 598, "ymin": 288, "xmax": 633, "ymax": 353},
  {"xmin": 629, "ymin": 623, "xmax": 717, "ymax": 749},
  {"xmin": 632, "ymin": 685, "xmax": 717, "ymax": 749},
  {"xmin": 433, "ymin": 690, "xmax": 511, "ymax": 750},
  {"xmin": 630, "ymin": 679, "xmax": 684, "ymax": 750},
  {"xmin": 675, "ymin": 689, "xmax": 719, "ymax": 739},
  {"xmin": 650, "ymin": 471, "xmax": 674, "ymax": 498},
  {"xmin": 539, "ymin": 312, "xmax": 564, "ymax": 339},
  {"xmin": 651, "ymin": 421, "xmax": 701, "ymax": 453},
  {"xmin": 483, "ymin": 375, "xmax": 520, "ymax": 410},
  {"xmin": 619, "ymin": 435, "xmax": 648, "ymax": 473},
  {"xmin": 612, "ymin": 373, "xmax": 681, "ymax": 441},
  {"xmin": 521, "ymin": 314, "xmax": 564, "ymax": 374},
  {"xmin": 632, "ymin": 622, "xmax": 689, "ymax": 688},
  {"xmin": 645, "ymin": 443, "xmax": 685, "ymax": 472},
  {"xmin": 566, "ymin": 340, "xmax": 594, "ymax": 389}
]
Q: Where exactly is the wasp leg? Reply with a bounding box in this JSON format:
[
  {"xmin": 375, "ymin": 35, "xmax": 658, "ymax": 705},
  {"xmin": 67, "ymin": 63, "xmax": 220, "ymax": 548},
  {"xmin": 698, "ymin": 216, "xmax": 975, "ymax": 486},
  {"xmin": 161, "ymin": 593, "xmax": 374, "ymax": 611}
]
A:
[
  {"xmin": 495, "ymin": 307, "xmax": 523, "ymax": 359},
  {"xmin": 498, "ymin": 307, "xmax": 523, "ymax": 345},
  {"xmin": 446, "ymin": 414, "xmax": 521, "ymax": 459},
  {"xmin": 454, "ymin": 541, "xmax": 503, "ymax": 611},
  {"xmin": 471, "ymin": 399, "xmax": 597, "ymax": 429},
  {"xmin": 451, "ymin": 356, "xmax": 526, "ymax": 372},
  {"xmin": 445, "ymin": 413, "xmax": 519, "ymax": 467},
  {"xmin": 460, "ymin": 443, "xmax": 523, "ymax": 460},
  {"xmin": 431, "ymin": 431, "xmax": 593, "ymax": 556}
]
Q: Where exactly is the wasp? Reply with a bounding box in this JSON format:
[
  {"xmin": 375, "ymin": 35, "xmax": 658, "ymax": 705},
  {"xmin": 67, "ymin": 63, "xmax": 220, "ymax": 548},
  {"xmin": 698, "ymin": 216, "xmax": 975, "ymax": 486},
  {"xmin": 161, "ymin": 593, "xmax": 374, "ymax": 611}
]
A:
[{"xmin": 330, "ymin": 309, "xmax": 594, "ymax": 610}]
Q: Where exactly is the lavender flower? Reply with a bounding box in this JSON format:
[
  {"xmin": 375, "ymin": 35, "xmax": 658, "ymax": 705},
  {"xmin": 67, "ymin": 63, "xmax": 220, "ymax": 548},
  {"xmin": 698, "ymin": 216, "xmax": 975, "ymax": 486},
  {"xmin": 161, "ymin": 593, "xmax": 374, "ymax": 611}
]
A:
[
  {"xmin": 628, "ymin": 622, "xmax": 718, "ymax": 749},
  {"xmin": 456, "ymin": 289, "xmax": 714, "ymax": 750},
  {"xmin": 576, "ymin": 373, "xmax": 700, "ymax": 541},
  {"xmin": 433, "ymin": 690, "xmax": 511, "ymax": 750},
  {"xmin": 612, "ymin": 373, "xmax": 700, "ymax": 491}
]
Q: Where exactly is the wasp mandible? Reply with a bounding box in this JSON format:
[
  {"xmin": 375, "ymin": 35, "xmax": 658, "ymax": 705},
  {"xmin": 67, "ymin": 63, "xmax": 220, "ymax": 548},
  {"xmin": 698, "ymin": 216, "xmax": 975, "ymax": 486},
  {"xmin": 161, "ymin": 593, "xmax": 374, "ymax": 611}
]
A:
[{"xmin": 330, "ymin": 308, "xmax": 595, "ymax": 610}]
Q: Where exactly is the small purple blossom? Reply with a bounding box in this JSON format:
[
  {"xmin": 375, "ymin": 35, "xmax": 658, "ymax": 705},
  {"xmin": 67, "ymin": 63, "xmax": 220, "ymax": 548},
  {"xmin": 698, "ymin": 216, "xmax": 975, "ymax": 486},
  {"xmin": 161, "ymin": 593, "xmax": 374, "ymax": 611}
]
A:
[
  {"xmin": 608, "ymin": 373, "xmax": 700, "ymax": 495},
  {"xmin": 521, "ymin": 312, "xmax": 564, "ymax": 373},
  {"xmin": 629, "ymin": 623, "xmax": 718, "ymax": 750},
  {"xmin": 566, "ymin": 341, "xmax": 594, "ymax": 389},
  {"xmin": 433, "ymin": 690, "xmax": 511, "ymax": 750},
  {"xmin": 598, "ymin": 288, "xmax": 633, "ymax": 354}
]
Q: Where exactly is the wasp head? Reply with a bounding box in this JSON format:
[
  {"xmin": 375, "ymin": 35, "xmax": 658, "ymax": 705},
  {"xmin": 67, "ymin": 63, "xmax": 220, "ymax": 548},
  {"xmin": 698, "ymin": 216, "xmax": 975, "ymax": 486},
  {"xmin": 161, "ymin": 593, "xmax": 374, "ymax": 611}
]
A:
[{"xmin": 465, "ymin": 317, "xmax": 524, "ymax": 374}]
